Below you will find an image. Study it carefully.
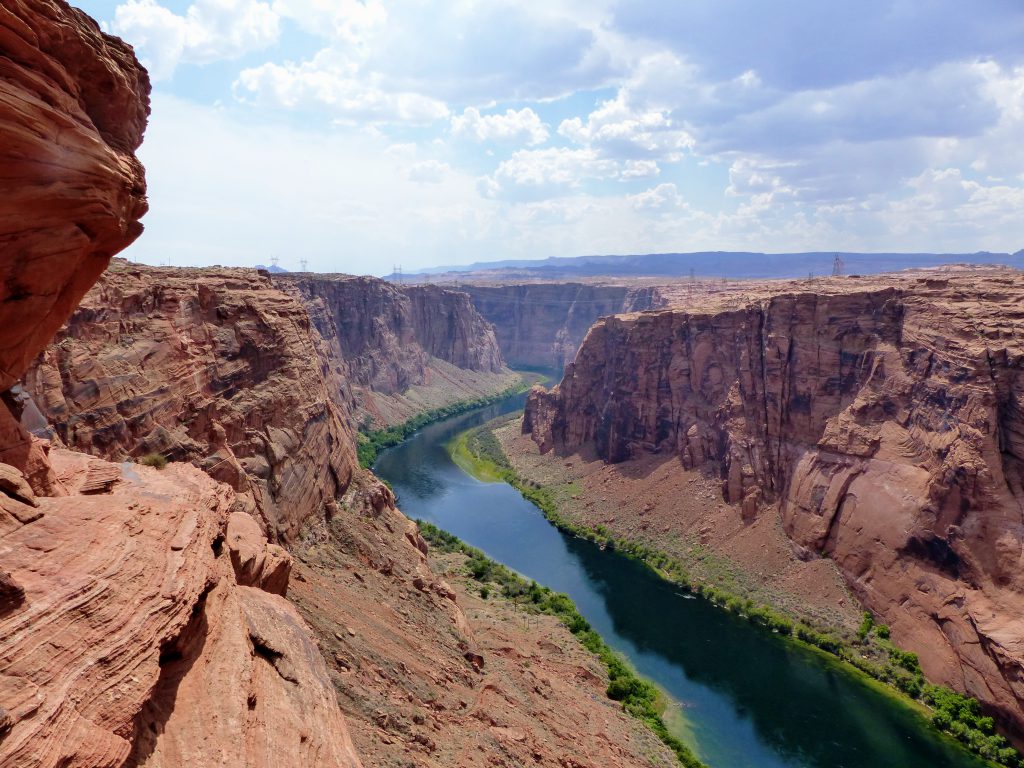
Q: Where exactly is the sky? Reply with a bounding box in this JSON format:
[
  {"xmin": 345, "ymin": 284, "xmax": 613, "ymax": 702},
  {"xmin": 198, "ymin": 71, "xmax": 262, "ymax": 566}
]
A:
[{"xmin": 76, "ymin": 0, "xmax": 1024, "ymax": 276}]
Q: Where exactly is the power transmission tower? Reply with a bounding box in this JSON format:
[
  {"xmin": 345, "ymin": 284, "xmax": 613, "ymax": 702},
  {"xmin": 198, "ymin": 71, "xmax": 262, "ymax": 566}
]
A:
[
  {"xmin": 300, "ymin": 258, "xmax": 308, "ymax": 272},
  {"xmin": 396, "ymin": 264, "xmax": 402, "ymax": 284},
  {"xmin": 832, "ymin": 255, "xmax": 844, "ymax": 277},
  {"xmin": 270, "ymin": 255, "xmax": 279, "ymax": 269}
]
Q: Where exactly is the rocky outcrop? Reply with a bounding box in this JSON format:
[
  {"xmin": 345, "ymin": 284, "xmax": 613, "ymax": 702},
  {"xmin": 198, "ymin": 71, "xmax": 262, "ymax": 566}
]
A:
[
  {"xmin": 281, "ymin": 275, "xmax": 514, "ymax": 425},
  {"xmin": 0, "ymin": 0, "xmax": 149, "ymax": 493},
  {"xmin": 24, "ymin": 262, "xmax": 358, "ymax": 543},
  {"xmin": 0, "ymin": 5, "xmax": 362, "ymax": 766},
  {"xmin": 0, "ymin": 448, "xmax": 362, "ymax": 768},
  {"xmin": 463, "ymin": 283, "xmax": 663, "ymax": 370},
  {"xmin": 525, "ymin": 273, "xmax": 1024, "ymax": 738},
  {"xmin": 0, "ymin": 0, "xmax": 148, "ymax": 392}
]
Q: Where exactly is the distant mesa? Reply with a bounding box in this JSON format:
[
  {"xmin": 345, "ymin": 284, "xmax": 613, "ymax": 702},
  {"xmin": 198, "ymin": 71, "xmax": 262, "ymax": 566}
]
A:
[
  {"xmin": 405, "ymin": 250, "xmax": 1024, "ymax": 282},
  {"xmin": 255, "ymin": 263, "xmax": 290, "ymax": 273}
]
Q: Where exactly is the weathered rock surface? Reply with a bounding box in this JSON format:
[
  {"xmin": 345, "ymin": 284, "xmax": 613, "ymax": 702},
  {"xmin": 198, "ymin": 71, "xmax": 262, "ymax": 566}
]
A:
[
  {"xmin": 283, "ymin": 275, "xmax": 513, "ymax": 425},
  {"xmin": 24, "ymin": 261, "xmax": 359, "ymax": 543},
  {"xmin": 0, "ymin": 449, "xmax": 362, "ymax": 768},
  {"xmin": 463, "ymin": 283, "xmax": 663, "ymax": 370},
  {"xmin": 525, "ymin": 271, "xmax": 1024, "ymax": 738},
  {"xmin": 0, "ymin": 5, "xmax": 363, "ymax": 765},
  {"xmin": 0, "ymin": 0, "xmax": 149, "ymax": 395}
]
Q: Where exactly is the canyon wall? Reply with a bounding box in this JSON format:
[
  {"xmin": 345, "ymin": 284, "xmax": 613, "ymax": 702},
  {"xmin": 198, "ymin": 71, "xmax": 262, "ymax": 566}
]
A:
[
  {"xmin": 462, "ymin": 283, "xmax": 663, "ymax": 370},
  {"xmin": 283, "ymin": 275, "xmax": 514, "ymax": 425},
  {"xmin": 524, "ymin": 274, "xmax": 1024, "ymax": 737},
  {"xmin": 0, "ymin": 0, "xmax": 149, "ymax": 494},
  {"xmin": 0, "ymin": 5, "xmax": 365, "ymax": 766},
  {"xmin": 24, "ymin": 262, "xmax": 359, "ymax": 543}
]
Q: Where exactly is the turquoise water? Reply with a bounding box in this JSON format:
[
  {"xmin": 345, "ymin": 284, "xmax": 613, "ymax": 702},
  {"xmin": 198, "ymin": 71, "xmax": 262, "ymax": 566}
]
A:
[{"xmin": 373, "ymin": 394, "xmax": 985, "ymax": 768}]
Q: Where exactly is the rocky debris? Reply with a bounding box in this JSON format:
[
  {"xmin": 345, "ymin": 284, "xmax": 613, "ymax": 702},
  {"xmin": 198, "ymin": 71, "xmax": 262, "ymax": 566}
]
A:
[
  {"xmin": 0, "ymin": 0, "xmax": 149, "ymax": 397},
  {"xmin": 524, "ymin": 270, "xmax": 1024, "ymax": 738},
  {"xmin": 462, "ymin": 283, "xmax": 664, "ymax": 370},
  {"xmin": 24, "ymin": 262, "xmax": 359, "ymax": 544}
]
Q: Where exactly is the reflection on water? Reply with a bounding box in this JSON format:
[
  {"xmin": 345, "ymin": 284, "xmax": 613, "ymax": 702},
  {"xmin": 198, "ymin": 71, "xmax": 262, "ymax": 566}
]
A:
[{"xmin": 373, "ymin": 395, "xmax": 984, "ymax": 768}]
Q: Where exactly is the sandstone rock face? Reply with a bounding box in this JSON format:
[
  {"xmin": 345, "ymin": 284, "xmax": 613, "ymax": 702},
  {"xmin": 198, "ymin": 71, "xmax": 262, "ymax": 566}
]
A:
[
  {"xmin": 0, "ymin": 449, "xmax": 361, "ymax": 768},
  {"xmin": 279, "ymin": 275, "xmax": 514, "ymax": 425},
  {"xmin": 525, "ymin": 273, "xmax": 1024, "ymax": 737},
  {"xmin": 463, "ymin": 283, "xmax": 662, "ymax": 370},
  {"xmin": 287, "ymin": 276, "xmax": 504, "ymax": 393},
  {"xmin": 24, "ymin": 262, "xmax": 358, "ymax": 543},
  {"xmin": 0, "ymin": 0, "xmax": 149, "ymax": 395}
]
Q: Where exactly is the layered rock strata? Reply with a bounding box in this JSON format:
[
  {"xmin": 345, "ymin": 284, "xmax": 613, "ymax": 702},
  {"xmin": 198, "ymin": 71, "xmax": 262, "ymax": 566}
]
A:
[
  {"xmin": 525, "ymin": 273, "xmax": 1024, "ymax": 737},
  {"xmin": 25, "ymin": 261, "xmax": 358, "ymax": 543},
  {"xmin": 0, "ymin": 0, "xmax": 149, "ymax": 496},
  {"xmin": 462, "ymin": 283, "xmax": 663, "ymax": 370},
  {"xmin": 0, "ymin": 4, "xmax": 363, "ymax": 766},
  {"xmin": 279, "ymin": 275, "xmax": 514, "ymax": 426}
]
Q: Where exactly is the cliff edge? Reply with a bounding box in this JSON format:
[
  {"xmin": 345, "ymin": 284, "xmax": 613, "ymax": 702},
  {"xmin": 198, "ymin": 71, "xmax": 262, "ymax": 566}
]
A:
[{"xmin": 524, "ymin": 272, "xmax": 1024, "ymax": 738}]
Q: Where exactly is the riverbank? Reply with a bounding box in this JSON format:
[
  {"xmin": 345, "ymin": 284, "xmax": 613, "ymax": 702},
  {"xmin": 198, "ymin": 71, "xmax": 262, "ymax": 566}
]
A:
[
  {"xmin": 452, "ymin": 414, "xmax": 1020, "ymax": 768},
  {"xmin": 290, "ymin": 472, "xmax": 682, "ymax": 768},
  {"xmin": 357, "ymin": 371, "xmax": 544, "ymax": 468},
  {"xmin": 418, "ymin": 521, "xmax": 705, "ymax": 768}
]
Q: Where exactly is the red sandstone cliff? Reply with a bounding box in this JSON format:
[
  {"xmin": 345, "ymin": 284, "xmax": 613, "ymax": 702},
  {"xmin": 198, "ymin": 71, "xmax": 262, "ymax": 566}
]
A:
[
  {"xmin": 524, "ymin": 273, "xmax": 1024, "ymax": 738},
  {"xmin": 24, "ymin": 261, "xmax": 358, "ymax": 543},
  {"xmin": 462, "ymin": 283, "xmax": 663, "ymax": 370},
  {"xmin": 0, "ymin": 5, "xmax": 363, "ymax": 766},
  {"xmin": 0, "ymin": 0, "xmax": 149, "ymax": 495},
  {"xmin": 282, "ymin": 275, "xmax": 514, "ymax": 425}
]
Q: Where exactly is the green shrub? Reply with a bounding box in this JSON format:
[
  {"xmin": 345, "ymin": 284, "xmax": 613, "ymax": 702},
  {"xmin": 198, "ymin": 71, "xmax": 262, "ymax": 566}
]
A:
[{"xmin": 138, "ymin": 452, "xmax": 168, "ymax": 469}]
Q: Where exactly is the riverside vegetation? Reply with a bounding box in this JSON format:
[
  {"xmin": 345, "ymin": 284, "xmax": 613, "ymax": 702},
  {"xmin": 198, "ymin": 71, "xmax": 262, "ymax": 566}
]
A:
[
  {"xmin": 356, "ymin": 376, "xmax": 540, "ymax": 468},
  {"xmin": 449, "ymin": 416, "xmax": 1023, "ymax": 768},
  {"xmin": 417, "ymin": 521, "xmax": 706, "ymax": 768}
]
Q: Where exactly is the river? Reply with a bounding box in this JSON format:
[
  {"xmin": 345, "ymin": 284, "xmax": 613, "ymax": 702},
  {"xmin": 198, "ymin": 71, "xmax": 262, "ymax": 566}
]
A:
[{"xmin": 372, "ymin": 392, "xmax": 985, "ymax": 768}]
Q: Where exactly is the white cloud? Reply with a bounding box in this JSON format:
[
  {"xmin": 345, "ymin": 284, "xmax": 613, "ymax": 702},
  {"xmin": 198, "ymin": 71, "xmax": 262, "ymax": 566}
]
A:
[
  {"xmin": 558, "ymin": 94, "xmax": 693, "ymax": 160},
  {"xmin": 621, "ymin": 159, "xmax": 660, "ymax": 179},
  {"xmin": 271, "ymin": 0, "xmax": 386, "ymax": 42},
  {"xmin": 112, "ymin": 0, "xmax": 280, "ymax": 80},
  {"xmin": 451, "ymin": 107, "xmax": 549, "ymax": 146},
  {"xmin": 407, "ymin": 160, "xmax": 451, "ymax": 184},
  {"xmin": 480, "ymin": 147, "xmax": 620, "ymax": 200},
  {"xmin": 629, "ymin": 182, "xmax": 684, "ymax": 211},
  {"xmin": 234, "ymin": 50, "xmax": 450, "ymax": 124}
]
